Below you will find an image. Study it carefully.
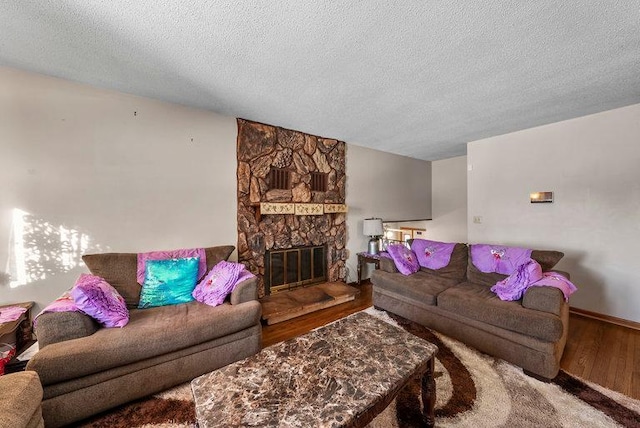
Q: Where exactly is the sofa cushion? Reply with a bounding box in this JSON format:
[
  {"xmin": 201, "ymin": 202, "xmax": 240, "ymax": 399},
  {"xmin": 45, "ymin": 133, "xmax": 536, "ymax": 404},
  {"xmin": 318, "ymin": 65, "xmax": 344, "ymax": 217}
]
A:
[
  {"xmin": 83, "ymin": 246, "xmax": 235, "ymax": 309},
  {"xmin": 371, "ymin": 270, "xmax": 459, "ymax": 306},
  {"xmin": 437, "ymin": 282, "xmax": 564, "ymax": 342},
  {"xmin": 28, "ymin": 300, "xmax": 261, "ymax": 385},
  {"xmin": 466, "ymin": 248, "xmax": 565, "ymax": 287},
  {"xmin": 418, "ymin": 243, "xmax": 468, "ymax": 280}
]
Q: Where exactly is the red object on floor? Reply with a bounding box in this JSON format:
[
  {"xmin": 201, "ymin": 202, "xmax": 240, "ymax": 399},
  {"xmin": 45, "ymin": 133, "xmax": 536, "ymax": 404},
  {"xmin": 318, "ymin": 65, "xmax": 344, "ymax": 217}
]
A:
[{"xmin": 0, "ymin": 343, "xmax": 16, "ymax": 375}]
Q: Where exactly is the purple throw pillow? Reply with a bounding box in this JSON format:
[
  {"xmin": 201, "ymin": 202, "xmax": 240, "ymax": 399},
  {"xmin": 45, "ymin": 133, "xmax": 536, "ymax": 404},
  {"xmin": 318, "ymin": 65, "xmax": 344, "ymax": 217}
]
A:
[
  {"xmin": 410, "ymin": 239, "xmax": 456, "ymax": 270},
  {"xmin": 386, "ymin": 244, "xmax": 420, "ymax": 276},
  {"xmin": 235, "ymin": 267, "xmax": 255, "ymax": 285},
  {"xmin": 71, "ymin": 273, "xmax": 129, "ymax": 328},
  {"xmin": 470, "ymin": 244, "xmax": 533, "ymax": 275},
  {"xmin": 137, "ymin": 248, "xmax": 207, "ymax": 284},
  {"xmin": 490, "ymin": 259, "xmax": 543, "ymax": 301},
  {"xmin": 192, "ymin": 261, "xmax": 255, "ymax": 307},
  {"xmin": 530, "ymin": 272, "xmax": 577, "ymax": 301}
]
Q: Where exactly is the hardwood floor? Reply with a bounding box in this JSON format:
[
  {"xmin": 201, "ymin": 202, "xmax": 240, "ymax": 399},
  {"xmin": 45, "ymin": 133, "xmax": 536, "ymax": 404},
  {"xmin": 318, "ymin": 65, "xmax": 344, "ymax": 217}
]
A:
[
  {"xmin": 561, "ymin": 311, "xmax": 640, "ymax": 399},
  {"xmin": 262, "ymin": 281, "xmax": 640, "ymax": 400}
]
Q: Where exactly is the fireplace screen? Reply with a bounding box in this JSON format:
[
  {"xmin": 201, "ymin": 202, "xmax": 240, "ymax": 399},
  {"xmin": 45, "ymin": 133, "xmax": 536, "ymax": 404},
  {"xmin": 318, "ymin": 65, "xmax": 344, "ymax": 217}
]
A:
[{"xmin": 265, "ymin": 245, "xmax": 326, "ymax": 294}]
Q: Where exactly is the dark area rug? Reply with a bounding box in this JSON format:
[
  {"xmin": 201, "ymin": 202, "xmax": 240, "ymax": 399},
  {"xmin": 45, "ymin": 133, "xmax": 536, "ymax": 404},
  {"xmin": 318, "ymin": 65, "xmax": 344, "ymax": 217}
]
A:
[{"xmin": 74, "ymin": 308, "xmax": 640, "ymax": 427}]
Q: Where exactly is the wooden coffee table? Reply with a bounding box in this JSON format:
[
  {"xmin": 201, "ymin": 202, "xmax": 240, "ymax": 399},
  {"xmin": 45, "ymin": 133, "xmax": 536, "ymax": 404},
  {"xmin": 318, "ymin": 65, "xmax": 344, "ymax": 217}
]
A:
[{"xmin": 191, "ymin": 311, "xmax": 438, "ymax": 427}]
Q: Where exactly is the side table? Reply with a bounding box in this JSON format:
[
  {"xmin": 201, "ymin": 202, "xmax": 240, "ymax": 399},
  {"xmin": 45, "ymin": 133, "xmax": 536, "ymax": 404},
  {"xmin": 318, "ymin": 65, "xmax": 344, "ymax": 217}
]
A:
[
  {"xmin": 0, "ymin": 302, "xmax": 35, "ymax": 373},
  {"xmin": 357, "ymin": 252, "xmax": 385, "ymax": 285}
]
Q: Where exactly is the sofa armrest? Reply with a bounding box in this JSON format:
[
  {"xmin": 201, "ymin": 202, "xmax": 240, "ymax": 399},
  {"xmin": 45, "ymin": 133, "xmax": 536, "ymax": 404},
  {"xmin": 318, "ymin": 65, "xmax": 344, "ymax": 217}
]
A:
[
  {"xmin": 379, "ymin": 257, "xmax": 398, "ymax": 273},
  {"xmin": 0, "ymin": 371, "xmax": 43, "ymax": 428},
  {"xmin": 230, "ymin": 276, "xmax": 259, "ymax": 305},
  {"xmin": 522, "ymin": 286, "xmax": 564, "ymax": 316},
  {"xmin": 35, "ymin": 311, "xmax": 99, "ymax": 349}
]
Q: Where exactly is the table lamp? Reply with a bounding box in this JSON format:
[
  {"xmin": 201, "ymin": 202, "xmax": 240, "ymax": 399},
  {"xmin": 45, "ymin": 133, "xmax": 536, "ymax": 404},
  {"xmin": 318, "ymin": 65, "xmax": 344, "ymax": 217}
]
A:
[{"xmin": 363, "ymin": 218, "xmax": 384, "ymax": 255}]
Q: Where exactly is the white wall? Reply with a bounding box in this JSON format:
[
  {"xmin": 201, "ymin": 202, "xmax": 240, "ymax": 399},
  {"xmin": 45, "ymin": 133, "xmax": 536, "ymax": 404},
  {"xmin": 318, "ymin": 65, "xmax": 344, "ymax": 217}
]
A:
[
  {"xmin": 0, "ymin": 67, "xmax": 238, "ymax": 311},
  {"xmin": 345, "ymin": 144, "xmax": 432, "ymax": 282},
  {"xmin": 428, "ymin": 155, "xmax": 467, "ymax": 243},
  {"xmin": 0, "ymin": 67, "xmax": 432, "ymax": 308},
  {"xmin": 467, "ymin": 103, "xmax": 640, "ymax": 323}
]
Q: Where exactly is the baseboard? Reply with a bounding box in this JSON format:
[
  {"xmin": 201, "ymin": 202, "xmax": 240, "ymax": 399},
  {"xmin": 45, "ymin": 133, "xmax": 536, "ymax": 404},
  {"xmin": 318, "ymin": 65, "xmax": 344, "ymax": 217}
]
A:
[{"xmin": 570, "ymin": 307, "xmax": 640, "ymax": 331}]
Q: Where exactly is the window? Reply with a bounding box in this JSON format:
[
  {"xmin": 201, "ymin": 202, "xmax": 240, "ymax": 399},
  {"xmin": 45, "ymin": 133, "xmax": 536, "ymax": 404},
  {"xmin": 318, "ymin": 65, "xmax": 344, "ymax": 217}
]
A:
[
  {"xmin": 269, "ymin": 168, "xmax": 291, "ymax": 190},
  {"xmin": 310, "ymin": 172, "xmax": 327, "ymax": 192}
]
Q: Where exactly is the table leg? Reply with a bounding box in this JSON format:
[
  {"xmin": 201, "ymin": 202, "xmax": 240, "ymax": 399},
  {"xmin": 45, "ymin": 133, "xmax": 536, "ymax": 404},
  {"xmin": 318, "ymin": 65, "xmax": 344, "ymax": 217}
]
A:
[
  {"xmin": 357, "ymin": 256, "xmax": 362, "ymax": 285},
  {"xmin": 421, "ymin": 356, "xmax": 436, "ymax": 427}
]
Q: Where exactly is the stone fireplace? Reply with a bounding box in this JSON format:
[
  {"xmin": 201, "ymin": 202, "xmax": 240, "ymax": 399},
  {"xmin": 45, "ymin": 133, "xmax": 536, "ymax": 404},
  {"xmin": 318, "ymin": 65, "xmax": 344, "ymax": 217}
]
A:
[{"xmin": 236, "ymin": 119, "xmax": 347, "ymax": 297}]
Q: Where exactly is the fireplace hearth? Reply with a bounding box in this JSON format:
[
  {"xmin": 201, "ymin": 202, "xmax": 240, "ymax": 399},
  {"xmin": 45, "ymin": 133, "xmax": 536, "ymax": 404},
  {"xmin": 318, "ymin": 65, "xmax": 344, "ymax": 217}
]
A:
[{"xmin": 264, "ymin": 245, "xmax": 326, "ymax": 294}]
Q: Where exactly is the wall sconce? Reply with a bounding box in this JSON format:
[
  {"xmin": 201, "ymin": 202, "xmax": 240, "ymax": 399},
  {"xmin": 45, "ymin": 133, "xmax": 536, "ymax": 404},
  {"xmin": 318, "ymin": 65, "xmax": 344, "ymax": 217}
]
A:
[{"xmin": 530, "ymin": 191, "xmax": 553, "ymax": 203}]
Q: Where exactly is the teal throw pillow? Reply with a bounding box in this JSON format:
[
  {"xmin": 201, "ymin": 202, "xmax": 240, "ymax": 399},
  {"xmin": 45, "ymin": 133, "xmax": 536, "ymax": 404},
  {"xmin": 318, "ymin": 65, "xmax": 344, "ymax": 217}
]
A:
[{"xmin": 138, "ymin": 257, "xmax": 199, "ymax": 308}]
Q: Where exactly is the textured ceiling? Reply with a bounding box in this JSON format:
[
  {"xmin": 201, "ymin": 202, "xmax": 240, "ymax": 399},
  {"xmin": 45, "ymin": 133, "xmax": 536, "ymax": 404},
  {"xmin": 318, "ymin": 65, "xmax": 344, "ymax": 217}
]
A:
[{"xmin": 1, "ymin": 1, "xmax": 639, "ymax": 160}]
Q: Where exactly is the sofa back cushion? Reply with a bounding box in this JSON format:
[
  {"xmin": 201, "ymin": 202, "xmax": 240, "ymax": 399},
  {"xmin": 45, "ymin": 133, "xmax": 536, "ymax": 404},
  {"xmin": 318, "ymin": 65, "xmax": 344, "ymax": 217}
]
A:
[
  {"xmin": 418, "ymin": 243, "xmax": 468, "ymax": 280},
  {"xmin": 82, "ymin": 253, "xmax": 139, "ymax": 308},
  {"xmin": 410, "ymin": 239, "xmax": 456, "ymax": 270},
  {"xmin": 83, "ymin": 245, "xmax": 235, "ymax": 309},
  {"xmin": 467, "ymin": 247, "xmax": 564, "ymax": 287},
  {"xmin": 530, "ymin": 250, "xmax": 565, "ymax": 271},
  {"xmin": 204, "ymin": 246, "xmax": 236, "ymax": 271}
]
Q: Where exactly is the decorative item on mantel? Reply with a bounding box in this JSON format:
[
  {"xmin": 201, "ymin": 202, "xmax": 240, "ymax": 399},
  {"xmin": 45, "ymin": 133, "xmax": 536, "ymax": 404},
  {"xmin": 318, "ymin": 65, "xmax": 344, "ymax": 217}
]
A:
[
  {"xmin": 259, "ymin": 202, "xmax": 296, "ymax": 215},
  {"xmin": 294, "ymin": 203, "xmax": 324, "ymax": 216},
  {"xmin": 363, "ymin": 218, "xmax": 384, "ymax": 255},
  {"xmin": 324, "ymin": 204, "xmax": 348, "ymax": 213}
]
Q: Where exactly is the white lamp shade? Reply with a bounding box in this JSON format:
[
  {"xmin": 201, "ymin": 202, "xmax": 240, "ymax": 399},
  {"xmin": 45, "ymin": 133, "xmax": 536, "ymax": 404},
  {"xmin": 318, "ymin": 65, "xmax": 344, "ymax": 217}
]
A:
[{"xmin": 363, "ymin": 218, "xmax": 383, "ymax": 236}]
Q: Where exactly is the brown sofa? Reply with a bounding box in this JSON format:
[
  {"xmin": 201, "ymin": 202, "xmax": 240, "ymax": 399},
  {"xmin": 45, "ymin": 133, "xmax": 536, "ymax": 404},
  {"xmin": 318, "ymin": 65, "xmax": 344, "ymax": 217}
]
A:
[
  {"xmin": 27, "ymin": 245, "xmax": 262, "ymax": 427},
  {"xmin": 0, "ymin": 371, "xmax": 44, "ymax": 428},
  {"xmin": 371, "ymin": 243, "xmax": 570, "ymax": 380}
]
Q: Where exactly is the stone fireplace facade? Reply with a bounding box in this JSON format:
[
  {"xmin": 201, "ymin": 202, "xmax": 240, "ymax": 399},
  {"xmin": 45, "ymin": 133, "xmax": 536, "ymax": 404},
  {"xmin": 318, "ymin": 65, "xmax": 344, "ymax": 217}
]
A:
[{"xmin": 236, "ymin": 119, "xmax": 347, "ymax": 297}]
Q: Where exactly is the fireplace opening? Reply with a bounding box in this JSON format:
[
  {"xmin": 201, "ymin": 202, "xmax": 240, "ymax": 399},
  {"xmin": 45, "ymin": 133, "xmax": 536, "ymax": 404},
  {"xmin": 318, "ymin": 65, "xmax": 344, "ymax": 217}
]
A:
[{"xmin": 264, "ymin": 245, "xmax": 326, "ymax": 294}]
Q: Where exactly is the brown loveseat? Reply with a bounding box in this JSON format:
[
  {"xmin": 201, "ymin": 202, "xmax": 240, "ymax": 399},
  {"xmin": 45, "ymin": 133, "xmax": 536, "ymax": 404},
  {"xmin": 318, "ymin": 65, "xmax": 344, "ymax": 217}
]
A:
[
  {"xmin": 27, "ymin": 245, "xmax": 262, "ymax": 427},
  {"xmin": 372, "ymin": 243, "xmax": 570, "ymax": 380}
]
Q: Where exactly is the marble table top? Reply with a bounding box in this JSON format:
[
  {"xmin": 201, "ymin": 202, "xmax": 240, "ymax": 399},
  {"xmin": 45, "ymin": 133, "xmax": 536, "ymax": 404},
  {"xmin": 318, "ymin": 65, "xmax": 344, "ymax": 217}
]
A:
[{"xmin": 191, "ymin": 311, "xmax": 438, "ymax": 428}]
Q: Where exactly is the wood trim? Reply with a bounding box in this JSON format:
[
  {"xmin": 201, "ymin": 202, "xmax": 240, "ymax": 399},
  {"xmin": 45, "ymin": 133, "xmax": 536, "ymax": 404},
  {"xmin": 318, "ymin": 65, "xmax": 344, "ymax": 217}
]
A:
[{"xmin": 570, "ymin": 306, "xmax": 640, "ymax": 331}]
